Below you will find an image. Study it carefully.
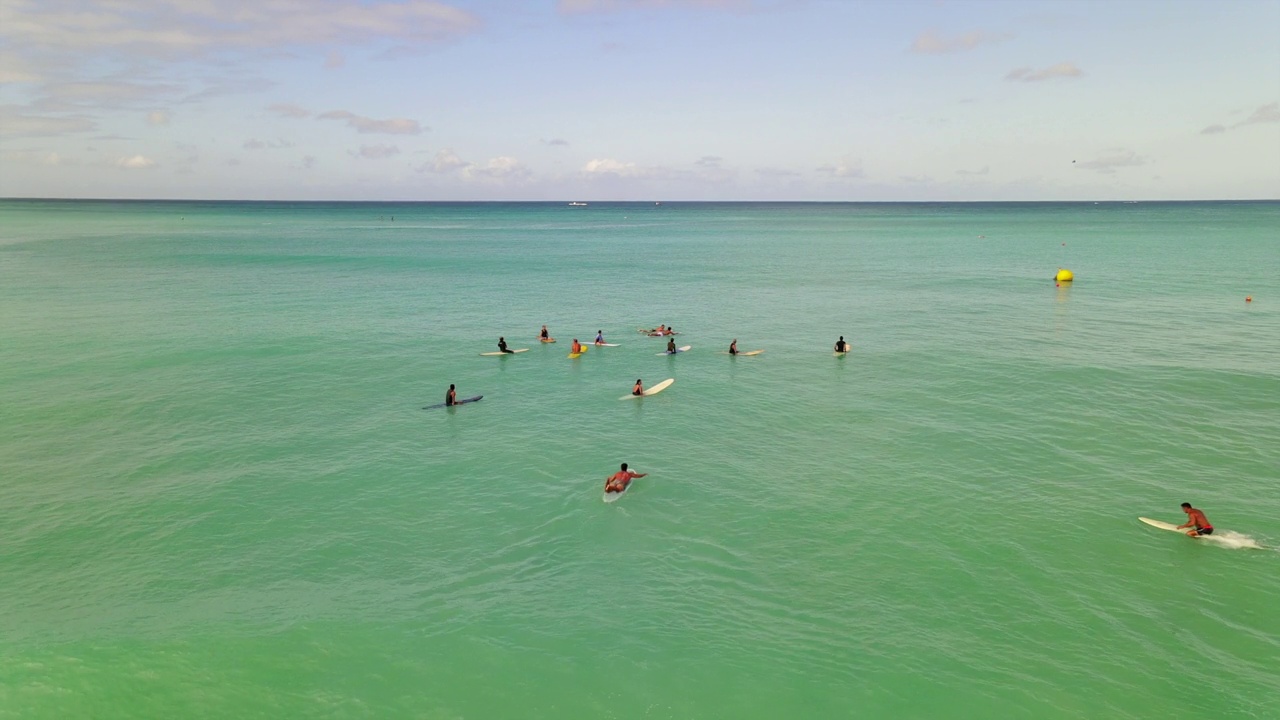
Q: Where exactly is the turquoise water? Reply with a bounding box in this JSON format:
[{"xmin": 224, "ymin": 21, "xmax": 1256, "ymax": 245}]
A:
[{"xmin": 1, "ymin": 200, "xmax": 1278, "ymax": 718}]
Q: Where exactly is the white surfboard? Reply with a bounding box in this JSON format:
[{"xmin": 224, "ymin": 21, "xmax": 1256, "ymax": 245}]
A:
[
  {"xmin": 657, "ymin": 345, "xmax": 692, "ymax": 356},
  {"xmin": 620, "ymin": 378, "xmax": 674, "ymax": 400},
  {"xmin": 592, "ymin": 342, "xmax": 621, "ymax": 347},
  {"xmin": 479, "ymin": 348, "xmax": 529, "ymax": 356},
  {"xmin": 604, "ymin": 472, "xmax": 640, "ymax": 502},
  {"xmin": 723, "ymin": 349, "xmax": 764, "ymax": 356},
  {"xmin": 834, "ymin": 346, "xmax": 850, "ymax": 356},
  {"xmin": 1139, "ymin": 517, "xmax": 1182, "ymax": 532}
]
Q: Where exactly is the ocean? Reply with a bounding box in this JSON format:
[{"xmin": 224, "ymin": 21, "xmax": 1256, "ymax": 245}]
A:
[{"xmin": 1, "ymin": 200, "xmax": 1277, "ymax": 718}]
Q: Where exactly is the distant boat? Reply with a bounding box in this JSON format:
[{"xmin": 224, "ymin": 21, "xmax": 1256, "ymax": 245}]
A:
[{"xmin": 569, "ymin": 201, "xmax": 587, "ymax": 206}]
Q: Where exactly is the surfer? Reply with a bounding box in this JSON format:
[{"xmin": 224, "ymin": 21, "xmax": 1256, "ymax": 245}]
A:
[
  {"xmin": 835, "ymin": 336, "xmax": 849, "ymax": 353},
  {"xmin": 595, "ymin": 330, "xmax": 605, "ymax": 345},
  {"xmin": 605, "ymin": 463, "xmax": 647, "ymax": 494},
  {"xmin": 646, "ymin": 324, "xmax": 667, "ymax": 336},
  {"xmin": 498, "ymin": 337, "xmax": 514, "ymax": 354},
  {"xmin": 540, "ymin": 325, "xmax": 551, "ymax": 342},
  {"xmin": 632, "ymin": 379, "xmax": 644, "ymax": 396},
  {"xmin": 445, "ymin": 384, "xmax": 457, "ymax": 407},
  {"xmin": 1177, "ymin": 503, "xmax": 1214, "ymax": 537},
  {"xmin": 729, "ymin": 339, "xmax": 738, "ymax": 356},
  {"xmin": 667, "ymin": 337, "xmax": 677, "ymax": 354},
  {"xmin": 571, "ymin": 339, "xmax": 583, "ymax": 354}
]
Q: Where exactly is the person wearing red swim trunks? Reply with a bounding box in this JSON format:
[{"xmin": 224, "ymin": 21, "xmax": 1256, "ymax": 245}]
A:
[{"xmin": 1177, "ymin": 502, "xmax": 1214, "ymax": 537}]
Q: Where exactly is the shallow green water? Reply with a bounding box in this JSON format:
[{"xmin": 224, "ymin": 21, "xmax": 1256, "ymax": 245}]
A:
[{"xmin": 1, "ymin": 200, "xmax": 1278, "ymax": 718}]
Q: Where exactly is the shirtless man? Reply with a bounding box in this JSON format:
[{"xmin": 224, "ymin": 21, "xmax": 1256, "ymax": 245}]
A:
[
  {"xmin": 605, "ymin": 463, "xmax": 647, "ymax": 494},
  {"xmin": 666, "ymin": 337, "xmax": 677, "ymax": 354},
  {"xmin": 729, "ymin": 339, "xmax": 738, "ymax": 356},
  {"xmin": 1177, "ymin": 503, "xmax": 1214, "ymax": 537},
  {"xmin": 571, "ymin": 338, "xmax": 583, "ymax": 354},
  {"xmin": 632, "ymin": 379, "xmax": 644, "ymax": 396},
  {"xmin": 646, "ymin": 324, "xmax": 666, "ymax": 337},
  {"xmin": 445, "ymin": 384, "xmax": 457, "ymax": 407}
]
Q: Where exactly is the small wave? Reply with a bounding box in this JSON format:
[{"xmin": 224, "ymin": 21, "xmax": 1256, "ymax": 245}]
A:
[{"xmin": 1203, "ymin": 531, "xmax": 1264, "ymax": 550}]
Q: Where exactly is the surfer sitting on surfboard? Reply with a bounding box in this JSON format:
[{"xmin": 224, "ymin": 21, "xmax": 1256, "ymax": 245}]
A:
[
  {"xmin": 633, "ymin": 379, "xmax": 644, "ymax": 396},
  {"xmin": 445, "ymin": 384, "xmax": 457, "ymax": 407},
  {"xmin": 667, "ymin": 337, "xmax": 677, "ymax": 354},
  {"xmin": 729, "ymin": 339, "xmax": 738, "ymax": 356},
  {"xmin": 595, "ymin": 330, "xmax": 605, "ymax": 345},
  {"xmin": 835, "ymin": 336, "xmax": 849, "ymax": 353},
  {"xmin": 1177, "ymin": 503, "xmax": 1214, "ymax": 537},
  {"xmin": 571, "ymin": 339, "xmax": 583, "ymax": 354},
  {"xmin": 540, "ymin": 325, "xmax": 550, "ymax": 341},
  {"xmin": 498, "ymin": 337, "xmax": 514, "ymax": 354},
  {"xmin": 605, "ymin": 463, "xmax": 647, "ymax": 494}
]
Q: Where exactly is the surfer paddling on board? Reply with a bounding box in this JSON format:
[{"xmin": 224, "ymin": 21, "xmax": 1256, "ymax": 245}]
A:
[
  {"xmin": 632, "ymin": 379, "xmax": 644, "ymax": 396},
  {"xmin": 605, "ymin": 463, "xmax": 647, "ymax": 494},
  {"xmin": 835, "ymin": 336, "xmax": 850, "ymax": 353},
  {"xmin": 729, "ymin": 339, "xmax": 738, "ymax": 356},
  {"xmin": 445, "ymin": 384, "xmax": 457, "ymax": 407},
  {"xmin": 1177, "ymin": 503, "xmax": 1214, "ymax": 537}
]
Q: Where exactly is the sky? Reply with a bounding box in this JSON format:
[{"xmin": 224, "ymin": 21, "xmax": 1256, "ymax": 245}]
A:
[{"xmin": 1, "ymin": 0, "xmax": 1278, "ymax": 201}]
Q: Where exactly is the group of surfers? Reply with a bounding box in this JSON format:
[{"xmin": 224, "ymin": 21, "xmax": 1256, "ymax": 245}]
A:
[{"xmin": 460, "ymin": 340, "xmax": 1225, "ymax": 522}]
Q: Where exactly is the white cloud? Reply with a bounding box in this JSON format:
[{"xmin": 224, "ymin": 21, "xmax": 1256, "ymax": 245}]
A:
[
  {"xmin": 468, "ymin": 156, "xmax": 530, "ymax": 181},
  {"xmin": 2, "ymin": 1, "xmax": 482, "ymax": 59},
  {"xmin": 424, "ymin": 148, "xmax": 469, "ymax": 173},
  {"xmin": 1234, "ymin": 102, "xmax": 1280, "ymax": 128},
  {"xmin": 354, "ymin": 144, "xmax": 401, "ymax": 159},
  {"xmin": 1005, "ymin": 62, "xmax": 1083, "ymax": 82},
  {"xmin": 116, "ymin": 154, "xmax": 156, "ymax": 169},
  {"xmin": 1074, "ymin": 150, "xmax": 1145, "ymax": 174},
  {"xmin": 582, "ymin": 157, "xmax": 646, "ymax": 177},
  {"xmin": 910, "ymin": 29, "xmax": 1010, "ymax": 54},
  {"xmin": 0, "ymin": 107, "xmax": 95, "ymax": 137},
  {"xmin": 268, "ymin": 103, "xmax": 311, "ymax": 119},
  {"xmin": 815, "ymin": 156, "xmax": 863, "ymax": 178},
  {"xmin": 37, "ymin": 81, "xmax": 181, "ymax": 110},
  {"xmin": 147, "ymin": 110, "xmax": 170, "ymax": 125},
  {"xmin": 243, "ymin": 138, "xmax": 294, "ymax": 150},
  {"xmin": 319, "ymin": 110, "xmax": 424, "ymax": 135},
  {"xmin": 558, "ymin": 0, "xmax": 754, "ymax": 14}
]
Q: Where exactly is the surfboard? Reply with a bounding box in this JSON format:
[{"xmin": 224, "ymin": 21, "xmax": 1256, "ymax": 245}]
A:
[
  {"xmin": 834, "ymin": 345, "xmax": 850, "ymax": 356},
  {"xmin": 1139, "ymin": 517, "xmax": 1182, "ymax": 532},
  {"xmin": 540, "ymin": 338, "xmax": 556, "ymax": 343},
  {"xmin": 604, "ymin": 472, "xmax": 639, "ymax": 502},
  {"xmin": 480, "ymin": 348, "xmax": 528, "ymax": 356},
  {"xmin": 423, "ymin": 395, "xmax": 482, "ymax": 410},
  {"xmin": 657, "ymin": 345, "xmax": 692, "ymax": 356},
  {"xmin": 723, "ymin": 349, "xmax": 764, "ymax": 356},
  {"xmin": 620, "ymin": 378, "xmax": 675, "ymax": 400},
  {"xmin": 592, "ymin": 342, "xmax": 620, "ymax": 347}
]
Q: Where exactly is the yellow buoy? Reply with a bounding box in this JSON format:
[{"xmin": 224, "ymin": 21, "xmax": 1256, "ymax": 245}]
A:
[{"xmin": 1055, "ymin": 268, "xmax": 1074, "ymax": 282}]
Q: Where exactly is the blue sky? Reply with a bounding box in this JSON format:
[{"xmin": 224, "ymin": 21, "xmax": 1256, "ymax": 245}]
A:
[{"xmin": 2, "ymin": 0, "xmax": 1277, "ymax": 200}]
